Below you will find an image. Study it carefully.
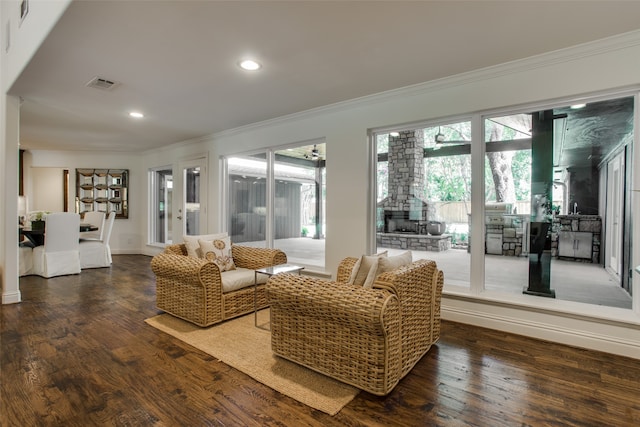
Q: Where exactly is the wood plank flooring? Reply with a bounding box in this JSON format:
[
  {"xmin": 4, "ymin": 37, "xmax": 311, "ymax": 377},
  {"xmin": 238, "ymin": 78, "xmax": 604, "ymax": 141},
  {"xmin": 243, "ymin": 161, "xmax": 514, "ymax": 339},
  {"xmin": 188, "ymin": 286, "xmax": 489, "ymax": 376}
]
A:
[{"xmin": 2, "ymin": 255, "xmax": 639, "ymax": 426}]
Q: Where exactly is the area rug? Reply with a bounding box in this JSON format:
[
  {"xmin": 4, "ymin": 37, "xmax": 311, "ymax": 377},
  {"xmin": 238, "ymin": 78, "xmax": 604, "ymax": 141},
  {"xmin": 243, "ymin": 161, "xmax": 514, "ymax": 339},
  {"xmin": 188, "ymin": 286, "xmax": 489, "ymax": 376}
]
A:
[{"xmin": 144, "ymin": 309, "xmax": 358, "ymax": 415}]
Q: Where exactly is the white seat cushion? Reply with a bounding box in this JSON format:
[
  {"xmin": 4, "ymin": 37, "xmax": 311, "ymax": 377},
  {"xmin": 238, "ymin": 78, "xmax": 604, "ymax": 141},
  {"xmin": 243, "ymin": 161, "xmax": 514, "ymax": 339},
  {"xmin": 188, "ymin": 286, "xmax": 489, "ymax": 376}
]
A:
[{"xmin": 220, "ymin": 267, "xmax": 268, "ymax": 293}]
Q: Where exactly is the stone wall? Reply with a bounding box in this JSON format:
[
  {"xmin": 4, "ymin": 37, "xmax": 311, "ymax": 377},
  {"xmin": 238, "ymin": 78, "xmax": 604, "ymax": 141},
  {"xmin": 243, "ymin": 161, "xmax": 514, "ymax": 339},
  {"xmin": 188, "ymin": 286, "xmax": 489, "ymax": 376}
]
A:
[{"xmin": 377, "ymin": 233, "xmax": 451, "ymax": 252}]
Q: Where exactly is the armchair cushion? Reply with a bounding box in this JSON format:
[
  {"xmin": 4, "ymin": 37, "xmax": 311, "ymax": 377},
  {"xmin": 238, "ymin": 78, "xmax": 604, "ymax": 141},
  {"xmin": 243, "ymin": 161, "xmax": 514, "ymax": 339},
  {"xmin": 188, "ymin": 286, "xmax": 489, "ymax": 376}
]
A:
[{"xmin": 221, "ymin": 267, "xmax": 268, "ymax": 293}]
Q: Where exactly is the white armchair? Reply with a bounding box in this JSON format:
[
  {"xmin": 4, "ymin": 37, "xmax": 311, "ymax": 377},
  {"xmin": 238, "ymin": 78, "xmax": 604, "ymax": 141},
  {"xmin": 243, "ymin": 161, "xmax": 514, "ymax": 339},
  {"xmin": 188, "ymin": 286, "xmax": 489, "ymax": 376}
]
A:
[
  {"xmin": 80, "ymin": 211, "xmax": 115, "ymax": 269},
  {"xmin": 29, "ymin": 212, "xmax": 81, "ymax": 278}
]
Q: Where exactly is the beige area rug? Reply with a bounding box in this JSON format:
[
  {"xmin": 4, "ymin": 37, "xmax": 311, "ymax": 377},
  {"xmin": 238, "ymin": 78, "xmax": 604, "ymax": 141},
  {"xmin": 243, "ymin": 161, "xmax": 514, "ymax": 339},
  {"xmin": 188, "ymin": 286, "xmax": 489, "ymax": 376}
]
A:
[{"xmin": 145, "ymin": 309, "xmax": 358, "ymax": 415}]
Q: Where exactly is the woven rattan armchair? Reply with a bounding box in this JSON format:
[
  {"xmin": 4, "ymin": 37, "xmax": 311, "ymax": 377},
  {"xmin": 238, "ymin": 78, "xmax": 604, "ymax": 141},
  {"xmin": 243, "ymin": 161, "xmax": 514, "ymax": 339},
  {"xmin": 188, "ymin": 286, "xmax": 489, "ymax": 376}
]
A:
[
  {"xmin": 151, "ymin": 243, "xmax": 287, "ymax": 327},
  {"xmin": 267, "ymin": 257, "xmax": 443, "ymax": 396}
]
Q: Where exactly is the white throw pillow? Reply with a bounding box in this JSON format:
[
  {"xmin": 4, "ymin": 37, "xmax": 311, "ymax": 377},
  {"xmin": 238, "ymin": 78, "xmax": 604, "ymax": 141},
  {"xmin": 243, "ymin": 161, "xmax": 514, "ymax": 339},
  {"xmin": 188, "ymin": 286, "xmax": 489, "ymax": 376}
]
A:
[
  {"xmin": 199, "ymin": 236, "xmax": 236, "ymax": 272},
  {"xmin": 183, "ymin": 232, "xmax": 228, "ymax": 258},
  {"xmin": 376, "ymin": 251, "xmax": 412, "ymax": 275}
]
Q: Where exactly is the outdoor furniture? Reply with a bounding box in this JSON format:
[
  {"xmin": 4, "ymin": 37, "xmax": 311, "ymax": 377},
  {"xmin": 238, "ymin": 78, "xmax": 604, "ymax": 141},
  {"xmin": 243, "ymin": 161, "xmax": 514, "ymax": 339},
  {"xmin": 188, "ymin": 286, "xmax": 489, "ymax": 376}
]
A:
[
  {"xmin": 151, "ymin": 243, "xmax": 287, "ymax": 327},
  {"xmin": 267, "ymin": 257, "xmax": 443, "ymax": 396}
]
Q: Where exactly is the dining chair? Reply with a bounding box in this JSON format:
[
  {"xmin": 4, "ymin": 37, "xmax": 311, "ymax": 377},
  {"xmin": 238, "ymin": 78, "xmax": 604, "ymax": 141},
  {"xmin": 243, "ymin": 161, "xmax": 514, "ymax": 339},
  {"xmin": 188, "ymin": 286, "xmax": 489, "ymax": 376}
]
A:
[
  {"xmin": 19, "ymin": 245, "xmax": 33, "ymax": 276},
  {"xmin": 80, "ymin": 211, "xmax": 106, "ymax": 241},
  {"xmin": 79, "ymin": 211, "xmax": 115, "ymax": 269},
  {"xmin": 29, "ymin": 212, "xmax": 81, "ymax": 278}
]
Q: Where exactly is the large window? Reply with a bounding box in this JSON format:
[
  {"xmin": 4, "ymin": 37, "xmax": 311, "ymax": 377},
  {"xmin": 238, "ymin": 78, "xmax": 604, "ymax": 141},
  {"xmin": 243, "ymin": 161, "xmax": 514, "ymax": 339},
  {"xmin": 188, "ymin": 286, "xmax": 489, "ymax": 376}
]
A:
[
  {"xmin": 374, "ymin": 93, "xmax": 635, "ymax": 309},
  {"xmin": 226, "ymin": 142, "xmax": 326, "ymax": 269},
  {"xmin": 375, "ymin": 121, "xmax": 471, "ymax": 287},
  {"xmin": 482, "ymin": 96, "xmax": 634, "ymax": 308}
]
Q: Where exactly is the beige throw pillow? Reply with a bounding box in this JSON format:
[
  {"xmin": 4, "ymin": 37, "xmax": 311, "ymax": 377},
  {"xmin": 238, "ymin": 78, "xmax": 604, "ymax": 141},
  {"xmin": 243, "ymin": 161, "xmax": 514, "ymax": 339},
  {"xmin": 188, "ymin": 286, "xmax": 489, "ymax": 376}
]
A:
[
  {"xmin": 349, "ymin": 251, "xmax": 388, "ymax": 288},
  {"xmin": 183, "ymin": 232, "xmax": 228, "ymax": 258},
  {"xmin": 376, "ymin": 251, "xmax": 412, "ymax": 275},
  {"xmin": 198, "ymin": 236, "xmax": 236, "ymax": 272}
]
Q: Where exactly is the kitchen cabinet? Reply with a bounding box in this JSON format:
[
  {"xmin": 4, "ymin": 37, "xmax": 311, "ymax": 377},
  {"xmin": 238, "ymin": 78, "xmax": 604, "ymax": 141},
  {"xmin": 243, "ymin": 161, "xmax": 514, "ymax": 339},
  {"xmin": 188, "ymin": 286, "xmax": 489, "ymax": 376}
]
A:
[{"xmin": 558, "ymin": 231, "xmax": 592, "ymax": 259}]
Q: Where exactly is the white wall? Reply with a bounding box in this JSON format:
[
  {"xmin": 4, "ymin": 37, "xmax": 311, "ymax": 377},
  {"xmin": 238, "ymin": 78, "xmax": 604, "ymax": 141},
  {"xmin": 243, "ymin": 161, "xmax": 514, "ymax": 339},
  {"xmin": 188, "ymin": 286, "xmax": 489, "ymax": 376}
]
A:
[{"xmin": 29, "ymin": 167, "xmax": 65, "ymax": 213}]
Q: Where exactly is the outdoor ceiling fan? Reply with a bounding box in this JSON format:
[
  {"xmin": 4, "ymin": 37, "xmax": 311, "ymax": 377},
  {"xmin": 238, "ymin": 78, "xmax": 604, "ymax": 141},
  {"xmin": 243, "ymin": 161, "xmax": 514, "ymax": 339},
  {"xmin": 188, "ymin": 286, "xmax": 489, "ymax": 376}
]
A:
[
  {"xmin": 304, "ymin": 145, "xmax": 321, "ymax": 160},
  {"xmin": 433, "ymin": 126, "xmax": 469, "ymax": 146}
]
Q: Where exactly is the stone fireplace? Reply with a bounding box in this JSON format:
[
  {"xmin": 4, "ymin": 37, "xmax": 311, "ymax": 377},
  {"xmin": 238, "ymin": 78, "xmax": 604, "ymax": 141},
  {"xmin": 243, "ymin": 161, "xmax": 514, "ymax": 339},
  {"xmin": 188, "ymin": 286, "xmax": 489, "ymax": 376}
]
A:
[
  {"xmin": 378, "ymin": 129, "xmax": 432, "ymax": 233},
  {"xmin": 376, "ymin": 129, "xmax": 450, "ymax": 252}
]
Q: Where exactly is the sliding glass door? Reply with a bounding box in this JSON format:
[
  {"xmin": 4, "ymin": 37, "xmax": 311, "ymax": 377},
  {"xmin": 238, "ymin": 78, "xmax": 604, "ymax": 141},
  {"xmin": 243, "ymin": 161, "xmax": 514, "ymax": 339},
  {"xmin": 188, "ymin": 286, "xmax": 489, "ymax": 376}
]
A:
[
  {"xmin": 225, "ymin": 143, "xmax": 326, "ymax": 269},
  {"xmin": 227, "ymin": 153, "xmax": 267, "ymax": 248}
]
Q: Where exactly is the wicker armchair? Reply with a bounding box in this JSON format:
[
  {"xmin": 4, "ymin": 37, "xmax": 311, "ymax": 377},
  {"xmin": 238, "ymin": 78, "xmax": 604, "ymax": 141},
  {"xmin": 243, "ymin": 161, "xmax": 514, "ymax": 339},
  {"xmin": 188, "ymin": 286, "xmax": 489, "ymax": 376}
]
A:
[
  {"xmin": 267, "ymin": 257, "xmax": 443, "ymax": 396},
  {"xmin": 151, "ymin": 243, "xmax": 287, "ymax": 327}
]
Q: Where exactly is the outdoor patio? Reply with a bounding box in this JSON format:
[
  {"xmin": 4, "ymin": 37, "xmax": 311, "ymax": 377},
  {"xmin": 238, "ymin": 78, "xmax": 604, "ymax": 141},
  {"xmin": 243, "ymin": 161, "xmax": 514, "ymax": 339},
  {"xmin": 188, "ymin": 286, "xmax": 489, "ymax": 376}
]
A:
[{"xmin": 271, "ymin": 237, "xmax": 632, "ymax": 309}]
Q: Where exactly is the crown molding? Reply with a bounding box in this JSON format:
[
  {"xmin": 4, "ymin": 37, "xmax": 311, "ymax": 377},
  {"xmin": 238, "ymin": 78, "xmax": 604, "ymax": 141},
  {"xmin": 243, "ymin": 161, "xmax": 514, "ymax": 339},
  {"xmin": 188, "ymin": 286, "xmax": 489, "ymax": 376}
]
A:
[{"xmin": 142, "ymin": 134, "xmax": 213, "ymax": 156}]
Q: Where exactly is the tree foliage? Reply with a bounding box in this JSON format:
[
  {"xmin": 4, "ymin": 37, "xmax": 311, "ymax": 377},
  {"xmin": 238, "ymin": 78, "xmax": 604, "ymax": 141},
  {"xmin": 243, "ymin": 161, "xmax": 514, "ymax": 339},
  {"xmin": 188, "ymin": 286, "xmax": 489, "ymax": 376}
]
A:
[{"xmin": 376, "ymin": 118, "xmax": 532, "ymax": 207}]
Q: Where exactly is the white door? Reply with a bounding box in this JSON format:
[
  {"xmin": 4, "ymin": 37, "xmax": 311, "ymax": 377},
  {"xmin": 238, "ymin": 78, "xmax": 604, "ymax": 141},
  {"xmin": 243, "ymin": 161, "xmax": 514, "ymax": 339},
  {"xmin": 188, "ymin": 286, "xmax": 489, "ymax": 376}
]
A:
[
  {"xmin": 606, "ymin": 152, "xmax": 624, "ymax": 276},
  {"xmin": 177, "ymin": 158, "xmax": 207, "ymax": 237}
]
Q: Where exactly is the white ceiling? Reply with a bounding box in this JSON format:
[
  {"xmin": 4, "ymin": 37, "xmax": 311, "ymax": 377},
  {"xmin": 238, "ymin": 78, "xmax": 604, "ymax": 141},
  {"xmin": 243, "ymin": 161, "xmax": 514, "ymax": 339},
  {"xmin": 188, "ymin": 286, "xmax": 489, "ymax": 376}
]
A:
[{"xmin": 11, "ymin": 1, "xmax": 640, "ymax": 153}]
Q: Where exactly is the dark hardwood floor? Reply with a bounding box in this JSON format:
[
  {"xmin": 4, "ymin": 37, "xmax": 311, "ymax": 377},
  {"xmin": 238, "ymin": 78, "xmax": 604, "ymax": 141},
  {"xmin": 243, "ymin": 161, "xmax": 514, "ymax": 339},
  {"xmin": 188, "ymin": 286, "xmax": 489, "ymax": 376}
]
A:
[{"xmin": 2, "ymin": 255, "xmax": 639, "ymax": 426}]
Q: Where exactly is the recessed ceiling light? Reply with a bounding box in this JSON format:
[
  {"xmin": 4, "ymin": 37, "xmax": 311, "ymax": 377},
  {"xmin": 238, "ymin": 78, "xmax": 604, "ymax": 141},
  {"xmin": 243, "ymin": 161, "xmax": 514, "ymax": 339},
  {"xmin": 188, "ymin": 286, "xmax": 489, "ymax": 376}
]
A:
[
  {"xmin": 129, "ymin": 111, "xmax": 144, "ymax": 118},
  {"xmin": 570, "ymin": 104, "xmax": 586, "ymax": 109},
  {"xmin": 239, "ymin": 59, "xmax": 261, "ymax": 71}
]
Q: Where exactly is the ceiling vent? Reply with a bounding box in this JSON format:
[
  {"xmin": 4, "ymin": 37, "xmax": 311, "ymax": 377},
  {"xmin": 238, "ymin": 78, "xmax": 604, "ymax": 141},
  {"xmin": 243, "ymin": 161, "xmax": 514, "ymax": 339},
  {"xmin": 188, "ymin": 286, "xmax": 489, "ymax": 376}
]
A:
[{"xmin": 85, "ymin": 76, "xmax": 119, "ymax": 91}]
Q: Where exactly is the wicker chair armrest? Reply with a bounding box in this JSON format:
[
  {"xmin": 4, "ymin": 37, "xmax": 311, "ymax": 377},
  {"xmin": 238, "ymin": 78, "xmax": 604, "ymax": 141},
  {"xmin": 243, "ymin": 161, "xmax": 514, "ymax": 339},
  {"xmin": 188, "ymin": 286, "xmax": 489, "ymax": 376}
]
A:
[
  {"xmin": 335, "ymin": 256, "xmax": 360, "ymax": 284},
  {"xmin": 231, "ymin": 245, "xmax": 287, "ymax": 270},
  {"xmin": 267, "ymin": 274, "xmax": 398, "ymax": 331},
  {"xmin": 151, "ymin": 252, "xmax": 223, "ymax": 290},
  {"xmin": 164, "ymin": 243, "xmax": 188, "ymax": 256}
]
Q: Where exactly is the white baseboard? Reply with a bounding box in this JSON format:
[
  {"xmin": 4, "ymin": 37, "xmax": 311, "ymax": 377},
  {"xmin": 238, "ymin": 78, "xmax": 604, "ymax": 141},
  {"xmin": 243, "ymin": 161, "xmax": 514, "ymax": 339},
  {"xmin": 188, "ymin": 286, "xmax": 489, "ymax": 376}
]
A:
[
  {"xmin": 442, "ymin": 302, "xmax": 640, "ymax": 360},
  {"xmin": 2, "ymin": 290, "xmax": 21, "ymax": 304}
]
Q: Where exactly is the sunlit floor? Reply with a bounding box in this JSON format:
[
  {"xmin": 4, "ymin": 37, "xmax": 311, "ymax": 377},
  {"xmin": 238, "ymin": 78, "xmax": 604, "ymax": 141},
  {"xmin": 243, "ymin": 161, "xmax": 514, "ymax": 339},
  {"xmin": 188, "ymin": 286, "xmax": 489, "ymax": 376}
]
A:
[{"xmin": 270, "ymin": 237, "xmax": 633, "ymax": 309}]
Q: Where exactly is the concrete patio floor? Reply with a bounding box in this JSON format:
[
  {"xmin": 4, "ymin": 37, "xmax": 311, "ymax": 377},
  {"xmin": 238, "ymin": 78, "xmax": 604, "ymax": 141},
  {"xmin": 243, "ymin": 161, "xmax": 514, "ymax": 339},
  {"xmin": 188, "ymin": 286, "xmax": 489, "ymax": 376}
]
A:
[{"xmin": 271, "ymin": 237, "xmax": 632, "ymax": 309}]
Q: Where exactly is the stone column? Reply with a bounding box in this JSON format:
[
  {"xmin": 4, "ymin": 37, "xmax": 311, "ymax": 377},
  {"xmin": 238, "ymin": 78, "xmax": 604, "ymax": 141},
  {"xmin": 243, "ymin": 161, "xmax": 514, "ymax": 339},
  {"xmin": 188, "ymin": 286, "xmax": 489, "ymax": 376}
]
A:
[{"xmin": 387, "ymin": 129, "xmax": 425, "ymax": 212}]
